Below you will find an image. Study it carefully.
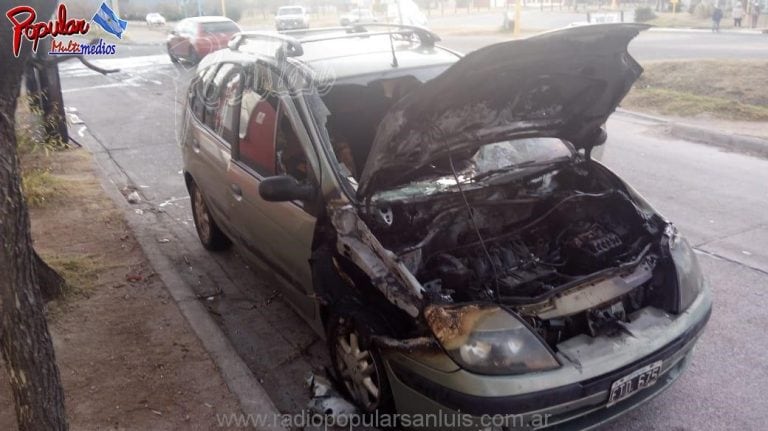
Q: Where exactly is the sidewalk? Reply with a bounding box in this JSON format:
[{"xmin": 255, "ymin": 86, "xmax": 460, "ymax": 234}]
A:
[
  {"xmin": 616, "ymin": 108, "xmax": 768, "ymax": 159},
  {"xmin": 0, "ymin": 109, "xmax": 243, "ymax": 429}
]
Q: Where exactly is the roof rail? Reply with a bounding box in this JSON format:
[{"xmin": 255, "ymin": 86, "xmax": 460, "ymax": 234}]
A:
[
  {"xmin": 228, "ymin": 32, "xmax": 304, "ymax": 57},
  {"xmin": 228, "ymin": 25, "xmax": 441, "ymax": 59},
  {"xmin": 280, "ymin": 26, "xmax": 367, "ymax": 38},
  {"xmin": 347, "ymin": 24, "xmax": 441, "ymax": 46},
  {"xmin": 284, "ymin": 24, "xmax": 440, "ymax": 47}
]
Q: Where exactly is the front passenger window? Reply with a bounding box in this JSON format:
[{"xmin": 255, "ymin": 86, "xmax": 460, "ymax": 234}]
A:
[{"xmin": 275, "ymin": 109, "xmax": 312, "ymax": 184}]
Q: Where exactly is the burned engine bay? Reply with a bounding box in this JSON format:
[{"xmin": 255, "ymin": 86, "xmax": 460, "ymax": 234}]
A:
[{"xmin": 360, "ymin": 161, "xmax": 678, "ymax": 346}]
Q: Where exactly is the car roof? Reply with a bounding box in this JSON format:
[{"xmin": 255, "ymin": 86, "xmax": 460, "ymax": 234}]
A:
[
  {"xmin": 227, "ymin": 30, "xmax": 460, "ymax": 82},
  {"xmin": 184, "ymin": 16, "xmax": 233, "ymax": 23},
  {"xmin": 301, "ymin": 36, "xmax": 459, "ymax": 81}
]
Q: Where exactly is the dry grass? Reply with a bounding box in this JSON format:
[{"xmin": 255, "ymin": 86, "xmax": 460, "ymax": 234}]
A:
[
  {"xmin": 43, "ymin": 254, "xmax": 105, "ymax": 299},
  {"xmin": 623, "ymin": 60, "xmax": 768, "ymax": 121},
  {"xmin": 21, "ymin": 169, "xmax": 66, "ymax": 208}
]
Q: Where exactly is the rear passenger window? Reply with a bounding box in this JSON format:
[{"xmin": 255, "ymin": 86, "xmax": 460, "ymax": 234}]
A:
[
  {"xmin": 203, "ymin": 63, "xmax": 235, "ymax": 132},
  {"xmin": 215, "ymin": 68, "xmax": 243, "ymax": 145},
  {"xmin": 189, "ymin": 65, "xmax": 218, "ymax": 122}
]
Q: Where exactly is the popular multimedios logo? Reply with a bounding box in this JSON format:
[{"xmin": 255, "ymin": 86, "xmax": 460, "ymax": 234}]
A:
[{"xmin": 6, "ymin": 2, "xmax": 127, "ymax": 57}]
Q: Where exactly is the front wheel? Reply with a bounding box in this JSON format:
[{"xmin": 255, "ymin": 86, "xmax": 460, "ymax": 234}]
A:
[
  {"xmin": 328, "ymin": 314, "xmax": 392, "ymax": 413},
  {"xmin": 190, "ymin": 182, "xmax": 231, "ymax": 251}
]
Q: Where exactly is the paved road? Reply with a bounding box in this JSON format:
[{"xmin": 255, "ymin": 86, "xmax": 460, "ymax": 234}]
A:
[
  {"xmin": 109, "ymin": 28, "xmax": 768, "ymax": 62},
  {"xmin": 58, "ymin": 35, "xmax": 768, "ymax": 430},
  {"xmin": 441, "ymin": 29, "xmax": 768, "ymax": 60},
  {"xmin": 429, "ymin": 7, "xmax": 628, "ymax": 30}
]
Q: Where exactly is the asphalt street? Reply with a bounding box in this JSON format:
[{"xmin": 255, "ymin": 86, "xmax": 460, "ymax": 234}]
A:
[
  {"xmin": 440, "ymin": 29, "xmax": 768, "ymax": 60},
  {"xmin": 58, "ymin": 31, "xmax": 768, "ymax": 430}
]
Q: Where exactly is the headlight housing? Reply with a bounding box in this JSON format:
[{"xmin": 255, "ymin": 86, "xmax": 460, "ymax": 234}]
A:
[
  {"xmin": 425, "ymin": 304, "xmax": 560, "ymax": 375},
  {"xmin": 665, "ymin": 224, "xmax": 704, "ymax": 311}
]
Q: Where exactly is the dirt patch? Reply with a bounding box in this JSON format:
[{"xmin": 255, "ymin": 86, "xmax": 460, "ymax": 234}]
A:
[
  {"xmin": 0, "ymin": 148, "xmax": 242, "ymax": 429},
  {"xmin": 623, "ymin": 60, "xmax": 768, "ymax": 121}
]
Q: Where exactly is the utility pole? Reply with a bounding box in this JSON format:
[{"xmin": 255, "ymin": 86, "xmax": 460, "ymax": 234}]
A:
[
  {"xmin": 514, "ymin": 0, "xmax": 521, "ymax": 36},
  {"xmin": 220, "ymin": 0, "xmax": 227, "ymax": 17}
]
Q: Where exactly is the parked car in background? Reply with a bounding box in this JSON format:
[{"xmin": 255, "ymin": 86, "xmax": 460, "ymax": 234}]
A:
[
  {"xmin": 339, "ymin": 8, "xmax": 378, "ymax": 26},
  {"xmin": 275, "ymin": 6, "xmax": 310, "ymax": 31},
  {"xmin": 166, "ymin": 16, "xmax": 241, "ymax": 64},
  {"xmin": 180, "ymin": 24, "xmax": 711, "ymax": 429},
  {"xmin": 145, "ymin": 12, "xmax": 166, "ymax": 26}
]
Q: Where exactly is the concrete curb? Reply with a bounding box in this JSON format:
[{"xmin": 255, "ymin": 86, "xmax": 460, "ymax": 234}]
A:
[
  {"xmin": 74, "ymin": 129, "xmax": 286, "ymax": 431},
  {"xmin": 615, "ymin": 108, "xmax": 768, "ymax": 159},
  {"xmin": 648, "ymin": 27, "xmax": 767, "ymax": 35}
]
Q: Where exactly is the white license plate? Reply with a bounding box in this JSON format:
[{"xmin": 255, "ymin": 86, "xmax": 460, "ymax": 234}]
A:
[{"xmin": 607, "ymin": 361, "xmax": 662, "ymax": 406}]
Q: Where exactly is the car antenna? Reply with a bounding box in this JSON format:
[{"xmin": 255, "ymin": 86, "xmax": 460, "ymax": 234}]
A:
[
  {"xmin": 388, "ymin": 28, "xmax": 399, "ymax": 68},
  {"xmin": 448, "ymin": 154, "xmax": 502, "ymax": 303}
]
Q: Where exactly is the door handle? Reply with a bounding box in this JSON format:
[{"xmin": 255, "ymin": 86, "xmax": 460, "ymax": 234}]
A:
[
  {"xmin": 230, "ymin": 183, "xmax": 242, "ymax": 200},
  {"xmin": 191, "ymin": 139, "xmax": 200, "ymax": 153}
]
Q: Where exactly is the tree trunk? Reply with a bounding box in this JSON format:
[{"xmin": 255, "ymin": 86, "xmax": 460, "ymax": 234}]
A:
[
  {"xmin": 34, "ymin": 250, "xmax": 66, "ymax": 302},
  {"xmin": 0, "ymin": 0, "xmax": 69, "ymax": 429}
]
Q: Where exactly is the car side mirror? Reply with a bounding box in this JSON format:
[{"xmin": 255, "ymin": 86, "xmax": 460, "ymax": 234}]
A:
[{"xmin": 259, "ymin": 175, "xmax": 316, "ymax": 202}]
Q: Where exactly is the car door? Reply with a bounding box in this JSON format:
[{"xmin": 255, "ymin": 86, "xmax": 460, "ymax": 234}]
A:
[
  {"xmin": 226, "ymin": 63, "xmax": 318, "ymax": 322},
  {"xmin": 187, "ymin": 63, "xmax": 240, "ymax": 230}
]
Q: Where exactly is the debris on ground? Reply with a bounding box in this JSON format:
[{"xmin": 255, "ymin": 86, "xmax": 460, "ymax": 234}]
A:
[
  {"xmin": 125, "ymin": 273, "xmax": 143, "ymax": 283},
  {"xmin": 126, "ymin": 190, "xmax": 141, "ymax": 204},
  {"xmin": 306, "ymin": 373, "xmax": 358, "ymax": 417}
]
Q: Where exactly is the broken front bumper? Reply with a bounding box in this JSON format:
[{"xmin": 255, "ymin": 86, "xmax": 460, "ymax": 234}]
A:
[{"xmin": 383, "ymin": 286, "xmax": 712, "ymax": 430}]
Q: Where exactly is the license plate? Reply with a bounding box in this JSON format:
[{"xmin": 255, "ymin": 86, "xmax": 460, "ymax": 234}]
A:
[{"xmin": 607, "ymin": 361, "xmax": 662, "ymax": 406}]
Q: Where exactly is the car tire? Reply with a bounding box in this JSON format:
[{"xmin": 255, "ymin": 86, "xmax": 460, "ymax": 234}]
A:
[
  {"xmin": 327, "ymin": 312, "xmax": 394, "ymax": 414},
  {"xmin": 187, "ymin": 47, "xmax": 200, "ymax": 64},
  {"xmin": 168, "ymin": 46, "xmax": 179, "ymax": 64},
  {"xmin": 189, "ymin": 182, "xmax": 231, "ymax": 251}
]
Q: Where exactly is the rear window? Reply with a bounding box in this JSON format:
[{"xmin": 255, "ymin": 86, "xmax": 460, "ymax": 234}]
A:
[{"xmin": 201, "ymin": 21, "xmax": 239, "ymax": 33}]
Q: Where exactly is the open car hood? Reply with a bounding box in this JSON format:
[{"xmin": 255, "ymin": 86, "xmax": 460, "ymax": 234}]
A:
[{"xmin": 357, "ymin": 23, "xmax": 648, "ymax": 199}]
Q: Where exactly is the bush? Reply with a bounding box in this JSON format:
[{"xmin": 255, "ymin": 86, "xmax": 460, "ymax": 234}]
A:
[{"xmin": 634, "ymin": 6, "xmax": 657, "ymax": 22}]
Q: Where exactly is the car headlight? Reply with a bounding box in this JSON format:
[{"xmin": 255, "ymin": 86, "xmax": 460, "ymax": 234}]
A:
[
  {"xmin": 425, "ymin": 304, "xmax": 560, "ymax": 375},
  {"xmin": 665, "ymin": 224, "xmax": 704, "ymax": 311}
]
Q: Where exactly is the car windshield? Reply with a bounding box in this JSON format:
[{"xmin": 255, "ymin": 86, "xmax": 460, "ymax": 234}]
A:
[
  {"xmin": 371, "ymin": 138, "xmax": 574, "ymax": 200},
  {"xmin": 278, "ymin": 7, "xmax": 303, "ymax": 15},
  {"xmin": 201, "ymin": 21, "xmax": 239, "ymax": 33}
]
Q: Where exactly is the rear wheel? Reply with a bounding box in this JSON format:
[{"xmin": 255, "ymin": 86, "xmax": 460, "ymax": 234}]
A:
[
  {"xmin": 328, "ymin": 314, "xmax": 392, "ymax": 413},
  {"xmin": 168, "ymin": 47, "xmax": 179, "ymax": 64},
  {"xmin": 187, "ymin": 47, "xmax": 200, "ymax": 64},
  {"xmin": 190, "ymin": 182, "xmax": 231, "ymax": 251}
]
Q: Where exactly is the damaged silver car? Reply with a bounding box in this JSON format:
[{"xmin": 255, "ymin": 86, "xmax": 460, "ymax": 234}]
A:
[{"xmin": 181, "ymin": 23, "xmax": 711, "ymax": 429}]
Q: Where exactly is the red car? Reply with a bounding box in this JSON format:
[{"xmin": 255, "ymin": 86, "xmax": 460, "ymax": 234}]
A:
[{"xmin": 167, "ymin": 16, "xmax": 241, "ymax": 64}]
